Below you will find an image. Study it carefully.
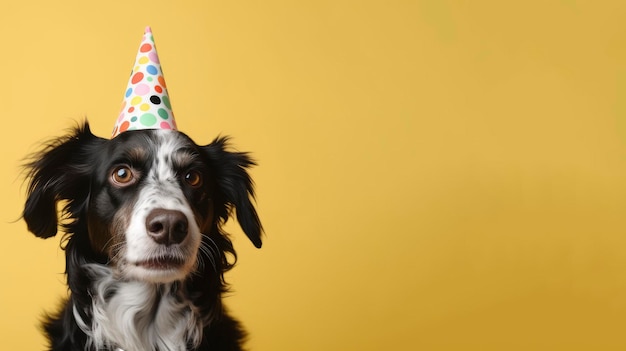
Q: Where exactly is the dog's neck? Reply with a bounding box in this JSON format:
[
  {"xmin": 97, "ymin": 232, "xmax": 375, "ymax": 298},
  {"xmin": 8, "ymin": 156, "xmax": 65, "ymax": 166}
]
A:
[{"xmin": 74, "ymin": 264, "xmax": 203, "ymax": 351}]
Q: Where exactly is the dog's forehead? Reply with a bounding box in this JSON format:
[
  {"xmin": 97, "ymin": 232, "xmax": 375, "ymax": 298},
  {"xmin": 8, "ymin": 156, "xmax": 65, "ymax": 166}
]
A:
[{"xmin": 108, "ymin": 130, "xmax": 198, "ymax": 163}]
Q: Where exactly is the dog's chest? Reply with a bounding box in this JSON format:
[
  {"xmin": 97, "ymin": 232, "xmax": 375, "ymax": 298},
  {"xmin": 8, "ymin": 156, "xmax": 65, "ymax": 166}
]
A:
[{"xmin": 84, "ymin": 270, "xmax": 203, "ymax": 351}]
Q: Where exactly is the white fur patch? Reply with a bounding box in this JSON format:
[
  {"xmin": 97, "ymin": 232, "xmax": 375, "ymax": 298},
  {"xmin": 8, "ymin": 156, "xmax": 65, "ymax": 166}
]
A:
[{"xmin": 75, "ymin": 264, "xmax": 203, "ymax": 351}]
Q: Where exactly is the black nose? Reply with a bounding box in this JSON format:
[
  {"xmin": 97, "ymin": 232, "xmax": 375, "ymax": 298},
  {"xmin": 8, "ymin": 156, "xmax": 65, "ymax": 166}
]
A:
[{"xmin": 145, "ymin": 209, "xmax": 188, "ymax": 245}]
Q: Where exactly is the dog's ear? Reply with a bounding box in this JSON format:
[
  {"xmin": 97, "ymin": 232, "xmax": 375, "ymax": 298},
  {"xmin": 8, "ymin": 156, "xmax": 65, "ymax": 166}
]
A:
[
  {"xmin": 23, "ymin": 122, "xmax": 106, "ymax": 238},
  {"xmin": 202, "ymin": 137, "xmax": 263, "ymax": 248}
]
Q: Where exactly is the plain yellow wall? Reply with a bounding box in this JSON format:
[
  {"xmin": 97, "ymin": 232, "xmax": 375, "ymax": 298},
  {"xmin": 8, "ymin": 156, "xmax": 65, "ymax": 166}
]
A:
[{"xmin": 2, "ymin": 0, "xmax": 626, "ymax": 349}]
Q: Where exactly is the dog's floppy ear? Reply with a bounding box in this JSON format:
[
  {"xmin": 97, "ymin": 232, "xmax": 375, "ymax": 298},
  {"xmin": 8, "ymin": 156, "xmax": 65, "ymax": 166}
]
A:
[
  {"xmin": 23, "ymin": 122, "xmax": 106, "ymax": 238},
  {"xmin": 202, "ymin": 137, "xmax": 263, "ymax": 248}
]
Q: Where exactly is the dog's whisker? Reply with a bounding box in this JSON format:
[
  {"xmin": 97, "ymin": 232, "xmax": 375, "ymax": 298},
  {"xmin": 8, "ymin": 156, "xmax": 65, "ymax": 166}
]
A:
[
  {"xmin": 100, "ymin": 236, "xmax": 117, "ymax": 252},
  {"xmin": 202, "ymin": 235, "xmax": 221, "ymax": 257},
  {"xmin": 198, "ymin": 235, "xmax": 217, "ymax": 272},
  {"xmin": 105, "ymin": 242, "xmax": 126, "ymax": 265}
]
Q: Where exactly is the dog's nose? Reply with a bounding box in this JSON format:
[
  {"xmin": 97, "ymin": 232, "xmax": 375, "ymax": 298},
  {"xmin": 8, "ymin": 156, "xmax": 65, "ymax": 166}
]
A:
[{"xmin": 145, "ymin": 209, "xmax": 188, "ymax": 245}]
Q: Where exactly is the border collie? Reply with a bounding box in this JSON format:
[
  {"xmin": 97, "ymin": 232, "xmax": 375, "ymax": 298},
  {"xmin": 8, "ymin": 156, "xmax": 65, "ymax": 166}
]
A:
[{"xmin": 22, "ymin": 122, "xmax": 262, "ymax": 351}]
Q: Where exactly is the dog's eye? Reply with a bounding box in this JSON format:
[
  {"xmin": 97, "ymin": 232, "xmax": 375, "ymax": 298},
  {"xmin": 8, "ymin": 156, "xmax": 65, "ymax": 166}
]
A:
[
  {"xmin": 184, "ymin": 171, "xmax": 202, "ymax": 187},
  {"xmin": 111, "ymin": 166, "xmax": 135, "ymax": 186}
]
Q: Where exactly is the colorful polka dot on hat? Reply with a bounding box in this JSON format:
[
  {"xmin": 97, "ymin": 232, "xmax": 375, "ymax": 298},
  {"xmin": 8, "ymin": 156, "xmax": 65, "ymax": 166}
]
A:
[{"xmin": 112, "ymin": 27, "xmax": 177, "ymax": 138}]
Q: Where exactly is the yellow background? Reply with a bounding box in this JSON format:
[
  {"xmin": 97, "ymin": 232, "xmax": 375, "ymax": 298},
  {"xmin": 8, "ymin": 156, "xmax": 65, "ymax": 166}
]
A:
[{"xmin": 2, "ymin": 0, "xmax": 626, "ymax": 349}]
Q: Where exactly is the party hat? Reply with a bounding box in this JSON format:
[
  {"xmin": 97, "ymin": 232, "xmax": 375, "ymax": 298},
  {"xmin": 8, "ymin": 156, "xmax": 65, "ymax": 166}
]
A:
[{"xmin": 112, "ymin": 27, "xmax": 177, "ymax": 138}]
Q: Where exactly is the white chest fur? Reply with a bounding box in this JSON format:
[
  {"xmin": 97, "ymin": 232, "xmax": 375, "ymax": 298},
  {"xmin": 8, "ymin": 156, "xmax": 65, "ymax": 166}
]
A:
[{"xmin": 74, "ymin": 265, "xmax": 202, "ymax": 351}]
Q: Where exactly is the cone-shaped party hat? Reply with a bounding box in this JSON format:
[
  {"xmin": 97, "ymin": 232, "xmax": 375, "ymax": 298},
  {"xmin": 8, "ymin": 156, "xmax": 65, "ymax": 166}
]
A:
[{"xmin": 112, "ymin": 27, "xmax": 177, "ymax": 138}]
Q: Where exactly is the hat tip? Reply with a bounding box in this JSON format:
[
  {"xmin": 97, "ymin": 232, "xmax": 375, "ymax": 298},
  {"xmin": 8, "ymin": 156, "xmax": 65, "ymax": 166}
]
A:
[{"xmin": 145, "ymin": 26, "xmax": 152, "ymax": 33}]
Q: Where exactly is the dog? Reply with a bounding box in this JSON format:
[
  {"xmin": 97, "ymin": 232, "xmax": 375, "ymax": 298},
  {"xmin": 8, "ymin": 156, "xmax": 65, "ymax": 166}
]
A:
[{"xmin": 22, "ymin": 121, "xmax": 262, "ymax": 351}]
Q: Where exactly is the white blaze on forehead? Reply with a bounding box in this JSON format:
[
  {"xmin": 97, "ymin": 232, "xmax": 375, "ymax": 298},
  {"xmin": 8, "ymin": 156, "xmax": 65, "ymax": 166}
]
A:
[
  {"xmin": 154, "ymin": 130, "xmax": 187, "ymax": 180},
  {"xmin": 122, "ymin": 130, "xmax": 202, "ymax": 279}
]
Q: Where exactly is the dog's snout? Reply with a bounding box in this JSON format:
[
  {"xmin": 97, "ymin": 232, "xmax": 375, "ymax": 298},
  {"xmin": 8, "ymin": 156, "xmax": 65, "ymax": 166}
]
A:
[{"xmin": 145, "ymin": 209, "xmax": 188, "ymax": 245}]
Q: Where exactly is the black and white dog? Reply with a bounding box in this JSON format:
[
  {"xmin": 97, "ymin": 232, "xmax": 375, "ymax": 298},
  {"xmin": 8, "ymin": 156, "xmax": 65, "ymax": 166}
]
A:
[{"xmin": 22, "ymin": 122, "xmax": 262, "ymax": 351}]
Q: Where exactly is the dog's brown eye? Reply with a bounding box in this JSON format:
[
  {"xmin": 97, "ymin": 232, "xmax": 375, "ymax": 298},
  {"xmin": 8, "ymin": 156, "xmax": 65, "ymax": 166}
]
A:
[
  {"xmin": 111, "ymin": 166, "xmax": 135, "ymax": 186},
  {"xmin": 184, "ymin": 171, "xmax": 202, "ymax": 187}
]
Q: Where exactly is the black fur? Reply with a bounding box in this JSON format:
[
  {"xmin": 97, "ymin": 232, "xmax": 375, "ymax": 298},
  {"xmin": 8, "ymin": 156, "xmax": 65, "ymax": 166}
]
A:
[{"xmin": 23, "ymin": 121, "xmax": 262, "ymax": 350}]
